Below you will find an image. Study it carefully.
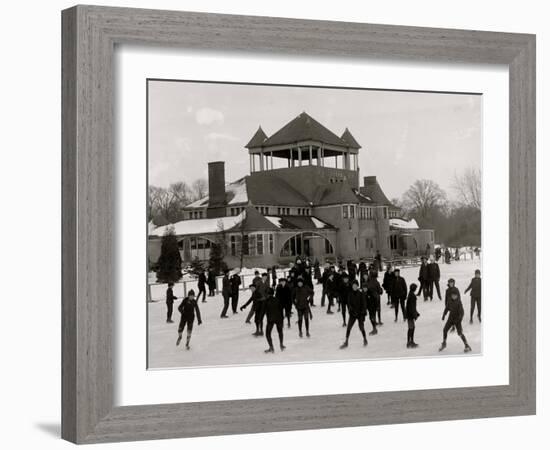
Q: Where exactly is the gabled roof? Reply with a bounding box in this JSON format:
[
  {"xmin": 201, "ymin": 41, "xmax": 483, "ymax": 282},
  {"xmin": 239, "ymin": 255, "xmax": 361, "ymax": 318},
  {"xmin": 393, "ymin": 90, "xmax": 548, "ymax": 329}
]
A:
[
  {"xmin": 360, "ymin": 176, "xmax": 395, "ymax": 207},
  {"xmin": 311, "ymin": 181, "xmax": 360, "ymax": 206},
  {"xmin": 245, "ymin": 126, "xmax": 268, "ymax": 149},
  {"xmin": 185, "ymin": 177, "xmax": 248, "ymax": 209},
  {"xmin": 341, "ymin": 128, "xmax": 361, "ymax": 149},
  {"xmin": 265, "ymin": 215, "xmax": 335, "ymax": 230},
  {"xmin": 261, "ymin": 112, "xmax": 348, "ymax": 148},
  {"xmin": 246, "ymin": 175, "xmax": 310, "ymax": 206}
]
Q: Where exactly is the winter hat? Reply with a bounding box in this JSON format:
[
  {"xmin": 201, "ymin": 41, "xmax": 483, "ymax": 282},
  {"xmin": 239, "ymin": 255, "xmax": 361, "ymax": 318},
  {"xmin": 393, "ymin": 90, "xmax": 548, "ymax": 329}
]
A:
[
  {"xmin": 188, "ymin": 289, "xmax": 195, "ymax": 296},
  {"xmin": 475, "ymin": 269, "xmax": 481, "ymax": 275},
  {"xmin": 410, "ymin": 283, "xmax": 417, "ymax": 291},
  {"xmin": 448, "ymin": 278, "xmax": 455, "ymax": 285}
]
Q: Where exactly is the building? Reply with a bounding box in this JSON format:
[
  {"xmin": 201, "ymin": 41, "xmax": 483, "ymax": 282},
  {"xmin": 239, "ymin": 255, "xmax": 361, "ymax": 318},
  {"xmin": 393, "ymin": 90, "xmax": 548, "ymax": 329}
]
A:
[{"xmin": 148, "ymin": 112, "xmax": 434, "ymax": 267}]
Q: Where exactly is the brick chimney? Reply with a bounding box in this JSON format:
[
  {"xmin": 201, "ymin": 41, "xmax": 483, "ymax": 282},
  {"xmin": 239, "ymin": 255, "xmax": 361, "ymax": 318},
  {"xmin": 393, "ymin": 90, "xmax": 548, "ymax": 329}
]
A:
[
  {"xmin": 364, "ymin": 176, "xmax": 376, "ymax": 186},
  {"xmin": 207, "ymin": 161, "xmax": 226, "ymax": 218}
]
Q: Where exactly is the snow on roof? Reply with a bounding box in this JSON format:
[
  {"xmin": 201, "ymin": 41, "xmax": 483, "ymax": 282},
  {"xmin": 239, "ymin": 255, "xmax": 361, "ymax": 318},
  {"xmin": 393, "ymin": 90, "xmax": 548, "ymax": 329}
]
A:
[
  {"xmin": 264, "ymin": 216, "xmax": 284, "ymax": 228},
  {"xmin": 389, "ymin": 218, "xmax": 419, "ymax": 230},
  {"xmin": 186, "ymin": 178, "xmax": 249, "ymax": 209},
  {"xmin": 311, "ymin": 217, "xmax": 330, "ymax": 229},
  {"xmin": 150, "ymin": 211, "xmax": 246, "ymax": 237},
  {"xmin": 148, "ymin": 221, "xmax": 157, "ymax": 234}
]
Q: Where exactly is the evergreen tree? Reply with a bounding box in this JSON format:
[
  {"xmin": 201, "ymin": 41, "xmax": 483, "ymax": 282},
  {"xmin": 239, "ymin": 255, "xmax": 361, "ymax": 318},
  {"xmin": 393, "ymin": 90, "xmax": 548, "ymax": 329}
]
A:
[
  {"xmin": 208, "ymin": 220, "xmax": 229, "ymax": 275},
  {"xmin": 189, "ymin": 255, "xmax": 205, "ymax": 276},
  {"xmin": 156, "ymin": 227, "xmax": 182, "ymax": 283}
]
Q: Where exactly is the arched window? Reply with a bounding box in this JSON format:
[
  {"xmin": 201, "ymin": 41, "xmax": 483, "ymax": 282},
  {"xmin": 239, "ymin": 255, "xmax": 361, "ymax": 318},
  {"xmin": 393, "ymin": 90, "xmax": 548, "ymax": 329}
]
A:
[{"xmin": 280, "ymin": 232, "xmax": 334, "ymax": 257}]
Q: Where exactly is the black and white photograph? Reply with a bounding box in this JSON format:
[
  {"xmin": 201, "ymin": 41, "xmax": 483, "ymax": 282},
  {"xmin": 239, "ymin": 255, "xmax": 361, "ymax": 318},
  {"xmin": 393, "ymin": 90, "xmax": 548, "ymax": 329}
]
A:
[{"xmin": 147, "ymin": 79, "xmax": 483, "ymax": 368}]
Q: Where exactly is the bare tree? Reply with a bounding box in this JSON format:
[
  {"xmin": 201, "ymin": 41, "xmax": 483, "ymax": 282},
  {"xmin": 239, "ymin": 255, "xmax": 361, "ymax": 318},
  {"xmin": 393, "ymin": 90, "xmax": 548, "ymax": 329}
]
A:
[
  {"xmin": 453, "ymin": 167, "xmax": 481, "ymax": 210},
  {"xmin": 191, "ymin": 178, "xmax": 208, "ymax": 201},
  {"xmin": 402, "ymin": 179, "xmax": 447, "ymax": 219}
]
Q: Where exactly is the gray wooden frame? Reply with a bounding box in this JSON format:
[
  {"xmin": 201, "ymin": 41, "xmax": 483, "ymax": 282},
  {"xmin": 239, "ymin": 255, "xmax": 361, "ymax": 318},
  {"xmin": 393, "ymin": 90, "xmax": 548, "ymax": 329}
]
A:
[{"xmin": 61, "ymin": 5, "xmax": 536, "ymax": 444}]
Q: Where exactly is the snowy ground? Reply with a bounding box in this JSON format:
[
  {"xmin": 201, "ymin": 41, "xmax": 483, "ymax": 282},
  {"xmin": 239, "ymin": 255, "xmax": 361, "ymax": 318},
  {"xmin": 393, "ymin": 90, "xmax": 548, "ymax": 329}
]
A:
[{"xmin": 148, "ymin": 258, "xmax": 482, "ymax": 369}]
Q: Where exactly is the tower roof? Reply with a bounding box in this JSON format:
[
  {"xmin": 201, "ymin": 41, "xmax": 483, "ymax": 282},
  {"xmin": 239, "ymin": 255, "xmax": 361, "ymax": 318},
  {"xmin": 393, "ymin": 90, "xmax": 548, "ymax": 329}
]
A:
[
  {"xmin": 245, "ymin": 126, "xmax": 268, "ymax": 148},
  {"xmin": 341, "ymin": 128, "xmax": 361, "ymax": 149},
  {"xmin": 261, "ymin": 112, "xmax": 349, "ymax": 148}
]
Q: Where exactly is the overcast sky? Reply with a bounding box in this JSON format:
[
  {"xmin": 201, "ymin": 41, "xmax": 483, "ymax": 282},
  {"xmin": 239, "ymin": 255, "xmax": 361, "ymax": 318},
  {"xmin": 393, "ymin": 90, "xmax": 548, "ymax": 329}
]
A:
[{"xmin": 148, "ymin": 80, "xmax": 481, "ymax": 200}]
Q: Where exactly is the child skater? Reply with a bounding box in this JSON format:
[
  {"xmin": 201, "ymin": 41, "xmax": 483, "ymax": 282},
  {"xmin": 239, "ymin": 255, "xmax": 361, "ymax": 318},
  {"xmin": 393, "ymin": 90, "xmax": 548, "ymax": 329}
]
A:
[
  {"xmin": 405, "ymin": 283, "xmax": 420, "ymax": 348},
  {"xmin": 176, "ymin": 289, "xmax": 202, "ymax": 350},
  {"xmin": 465, "ymin": 269, "xmax": 482, "ymax": 323},
  {"xmin": 340, "ymin": 279, "xmax": 368, "ymax": 348},
  {"xmin": 264, "ymin": 288, "xmax": 286, "ymax": 353},
  {"xmin": 439, "ymin": 279, "xmax": 472, "ymax": 353}
]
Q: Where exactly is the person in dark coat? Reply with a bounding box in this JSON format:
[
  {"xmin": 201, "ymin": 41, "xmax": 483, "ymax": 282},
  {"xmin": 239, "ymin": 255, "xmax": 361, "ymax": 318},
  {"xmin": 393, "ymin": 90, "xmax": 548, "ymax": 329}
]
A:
[
  {"xmin": 417, "ymin": 256, "xmax": 430, "ymax": 301},
  {"xmin": 229, "ymin": 272, "xmax": 242, "ymax": 314},
  {"xmin": 465, "ymin": 269, "xmax": 482, "ymax": 323},
  {"xmin": 444, "ymin": 248, "xmax": 451, "ymax": 264},
  {"xmin": 207, "ymin": 269, "xmax": 216, "ymax": 296},
  {"xmin": 244, "ymin": 271, "xmax": 263, "ymax": 324},
  {"xmin": 220, "ymin": 269, "xmax": 231, "ymax": 318},
  {"xmin": 340, "ymin": 280, "xmax": 368, "ymax": 348},
  {"xmin": 391, "ymin": 268, "xmax": 407, "ymax": 322},
  {"xmin": 427, "ymin": 257, "xmax": 442, "ymax": 300},
  {"xmin": 435, "ymin": 246, "xmax": 442, "ymax": 262},
  {"xmin": 374, "ymin": 250, "xmax": 382, "ymax": 272},
  {"xmin": 337, "ymin": 273, "xmax": 351, "ymax": 327},
  {"xmin": 264, "ymin": 288, "xmax": 286, "ymax": 353},
  {"xmin": 320, "ymin": 266, "xmax": 331, "ymax": 307},
  {"xmin": 439, "ymin": 278, "xmax": 471, "ymax": 352},
  {"xmin": 314, "ymin": 260, "xmax": 322, "ymax": 284},
  {"xmin": 165, "ymin": 282, "xmax": 177, "ymax": 323},
  {"xmin": 365, "ymin": 270, "xmax": 383, "ymax": 333},
  {"xmin": 292, "ymin": 278, "xmax": 314, "ymax": 338},
  {"xmin": 176, "ymin": 289, "xmax": 202, "ymax": 350},
  {"xmin": 324, "ymin": 271, "xmax": 338, "ymax": 315},
  {"xmin": 275, "ymin": 277, "xmax": 293, "ymax": 328},
  {"xmin": 382, "ymin": 263, "xmax": 395, "ymax": 306},
  {"xmin": 240, "ymin": 284, "xmax": 260, "ymax": 320},
  {"xmin": 197, "ymin": 270, "xmax": 207, "ymax": 303},
  {"xmin": 405, "ymin": 283, "xmax": 420, "ymax": 348}
]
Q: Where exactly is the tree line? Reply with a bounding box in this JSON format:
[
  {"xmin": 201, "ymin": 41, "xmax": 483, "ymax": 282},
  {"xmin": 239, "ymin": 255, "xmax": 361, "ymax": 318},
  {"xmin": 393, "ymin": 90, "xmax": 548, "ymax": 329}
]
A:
[
  {"xmin": 393, "ymin": 167, "xmax": 481, "ymax": 247},
  {"xmin": 149, "ymin": 178, "xmax": 208, "ymax": 224}
]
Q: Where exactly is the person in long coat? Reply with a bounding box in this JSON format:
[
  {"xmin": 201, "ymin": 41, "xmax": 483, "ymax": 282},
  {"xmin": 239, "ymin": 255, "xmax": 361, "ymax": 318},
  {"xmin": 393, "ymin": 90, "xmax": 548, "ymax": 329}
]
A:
[
  {"xmin": 165, "ymin": 282, "xmax": 177, "ymax": 323},
  {"xmin": 465, "ymin": 269, "xmax": 482, "ymax": 323},
  {"xmin": 439, "ymin": 278, "xmax": 471, "ymax": 353},
  {"xmin": 417, "ymin": 256, "xmax": 430, "ymax": 301},
  {"xmin": 292, "ymin": 278, "xmax": 314, "ymax": 338},
  {"xmin": 337, "ymin": 273, "xmax": 352, "ymax": 327},
  {"xmin": 197, "ymin": 269, "xmax": 207, "ymax": 303},
  {"xmin": 427, "ymin": 257, "xmax": 441, "ymax": 300},
  {"xmin": 207, "ymin": 269, "xmax": 216, "ymax": 296},
  {"xmin": 220, "ymin": 269, "xmax": 231, "ymax": 318},
  {"xmin": 391, "ymin": 268, "xmax": 407, "ymax": 322},
  {"xmin": 275, "ymin": 277, "xmax": 293, "ymax": 328},
  {"xmin": 229, "ymin": 272, "xmax": 242, "ymax": 314},
  {"xmin": 382, "ymin": 263, "xmax": 395, "ymax": 306}
]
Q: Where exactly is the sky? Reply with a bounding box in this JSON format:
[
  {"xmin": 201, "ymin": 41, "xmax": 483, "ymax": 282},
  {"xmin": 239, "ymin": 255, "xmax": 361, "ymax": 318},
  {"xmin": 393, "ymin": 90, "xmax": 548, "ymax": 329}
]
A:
[{"xmin": 148, "ymin": 80, "xmax": 481, "ymax": 201}]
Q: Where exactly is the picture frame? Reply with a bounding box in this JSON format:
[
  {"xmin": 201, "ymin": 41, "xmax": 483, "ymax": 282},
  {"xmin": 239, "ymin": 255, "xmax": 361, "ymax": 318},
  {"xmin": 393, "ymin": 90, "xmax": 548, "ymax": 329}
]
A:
[{"xmin": 61, "ymin": 4, "xmax": 536, "ymax": 444}]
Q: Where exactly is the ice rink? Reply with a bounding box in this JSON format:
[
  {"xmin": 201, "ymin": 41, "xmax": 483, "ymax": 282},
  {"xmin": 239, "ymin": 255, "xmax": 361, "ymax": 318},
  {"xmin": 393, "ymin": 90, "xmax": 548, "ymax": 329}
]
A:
[{"xmin": 148, "ymin": 258, "xmax": 482, "ymax": 369}]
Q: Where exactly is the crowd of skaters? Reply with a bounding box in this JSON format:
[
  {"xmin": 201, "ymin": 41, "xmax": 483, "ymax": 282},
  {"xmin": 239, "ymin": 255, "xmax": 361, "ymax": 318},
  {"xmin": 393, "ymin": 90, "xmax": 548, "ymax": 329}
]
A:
[{"xmin": 164, "ymin": 253, "xmax": 481, "ymax": 354}]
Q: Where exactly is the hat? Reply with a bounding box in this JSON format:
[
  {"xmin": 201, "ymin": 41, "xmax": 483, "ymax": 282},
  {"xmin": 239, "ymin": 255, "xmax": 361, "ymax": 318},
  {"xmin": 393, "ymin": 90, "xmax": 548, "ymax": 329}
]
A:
[
  {"xmin": 351, "ymin": 279, "xmax": 359, "ymax": 286},
  {"xmin": 410, "ymin": 283, "xmax": 417, "ymax": 291},
  {"xmin": 448, "ymin": 278, "xmax": 455, "ymax": 284},
  {"xmin": 188, "ymin": 289, "xmax": 195, "ymax": 296}
]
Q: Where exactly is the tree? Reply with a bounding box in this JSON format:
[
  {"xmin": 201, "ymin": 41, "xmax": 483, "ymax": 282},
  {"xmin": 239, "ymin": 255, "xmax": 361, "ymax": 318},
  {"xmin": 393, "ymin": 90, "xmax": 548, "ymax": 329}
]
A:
[
  {"xmin": 401, "ymin": 179, "xmax": 447, "ymax": 220},
  {"xmin": 156, "ymin": 226, "xmax": 182, "ymax": 283},
  {"xmin": 191, "ymin": 178, "xmax": 208, "ymax": 201},
  {"xmin": 189, "ymin": 255, "xmax": 205, "ymax": 276},
  {"xmin": 453, "ymin": 167, "xmax": 481, "ymax": 210}
]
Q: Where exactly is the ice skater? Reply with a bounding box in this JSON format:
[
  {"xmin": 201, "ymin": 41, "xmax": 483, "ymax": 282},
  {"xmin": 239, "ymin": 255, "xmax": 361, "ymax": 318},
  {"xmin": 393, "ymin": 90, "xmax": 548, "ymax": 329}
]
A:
[
  {"xmin": 382, "ymin": 263, "xmax": 395, "ymax": 306},
  {"xmin": 427, "ymin": 257, "xmax": 442, "ymax": 300},
  {"xmin": 391, "ymin": 268, "xmax": 407, "ymax": 322},
  {"xmin": 220, "ymin": 269, "xmax": 231, "ymax": 318},
  {"xmin": 292, "ymin": 278, "xmax": 314, "ymax": 338},
  {"xmin": 417, "ymin": 256, "xmax": 430, "ymax": 301},
  {"xmin": 264, "ymin": 288, "xmax": 286, "ymax": 353},
  {"xmin": 465, "ymin": 269, "xmax": 482, "ymax": 323},
  {"xmin": 230, "ymin": 271, "xmax": 242, "ymax": 314},
  {"xmin": 176, "ymin": 289, "xmax": 202, "ymax": 350},
  {"xmin": 324, "ymin": 269, "xmax": 338, "ymax": 315},
  {"xmin": 340, "ymin": 280, "xmax": 368, "ymax": 348},
  {"xmin": 275, "ymin": 277, "xmax": 292, "ymax": 328},
  {"xmin": 405, "ymin": 283, "xmax": 420, "ymax": 348},
  {"xmin": 439, "ymin": 278, "xmax": 472, "ymax": 353},
  {"xmin": 165, "ymin": 282, "xmax": 177, "ymax": 323},
  {"xmin": 197, "ymin": 269, "xmax": 207, "ymax": 303},
  {"xmin": 337, "ymin": 273, "xmax": 351, "ymax": 327}
]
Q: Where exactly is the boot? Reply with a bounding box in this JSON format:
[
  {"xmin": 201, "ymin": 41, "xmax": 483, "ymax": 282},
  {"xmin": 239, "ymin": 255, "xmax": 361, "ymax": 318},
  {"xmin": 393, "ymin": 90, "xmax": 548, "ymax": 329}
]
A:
[
  {"xmin": 340, "ymin": 341, "xmax": 349, "ymax": 349},
  {"xmin": 264, "ymin": 346, "xmax": 274, "ymax": 353},
  {"xmin": 363, "ymin": 338, "xmax": 368, "ymax": 347},
  {"xmin": 464, "ymin": 344, "xmax": 472, "ymax": 353},
  {"xmin": 185, "ymin": 335, "xmax": 191, "ymax": 350},
  {"xmin": 369, "ymin": 329, "xmax": 378, "ymax": 336},
  {"xmin": 176, "ymin": 333, "xmax": 182, "ymax": 346},
  {"xmin": 438, "ymin": 341, "xmax": 447, "ymax": 352},
  {"xmin": 280, "ymin": 343, "xmax": 286, "ymax": 351}
]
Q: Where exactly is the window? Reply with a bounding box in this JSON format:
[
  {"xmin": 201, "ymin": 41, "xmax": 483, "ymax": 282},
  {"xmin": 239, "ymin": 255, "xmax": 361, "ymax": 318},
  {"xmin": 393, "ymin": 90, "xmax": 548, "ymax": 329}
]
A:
[
  {"xmin": 242, "ymin": 234, "xmax": 249, "ymax": 256},
  {"xmin": 354, "ymin": 237, "xmax": 358, "ymax": 250},
  {"xmin": 256, "ymin": 234, "xmax": 264, "ymax": 255},
  {"xmin": 269, "ymin": 234, "xmax": 274, "ymax": 254},
  {"xmin": 383, "ymin": 207, "xmax": 388, "ymax": 219},
  {"xmin": 324, "ymin": 238, "xmax": 334, "ymax": 254},
  {"xmin": 277, "ymin": 207, "xmax": 281, "ymax": 215},
  {"xmin": 350, "ymin": 205, "xmax": 355, "ymax": 219},
  {"xmin": 342, "ymin": 205, "xmax": 349, "ymax": 219},
  {"xmin": 390, "ymin": 235, "xmax": 398, "ymax": 250}
]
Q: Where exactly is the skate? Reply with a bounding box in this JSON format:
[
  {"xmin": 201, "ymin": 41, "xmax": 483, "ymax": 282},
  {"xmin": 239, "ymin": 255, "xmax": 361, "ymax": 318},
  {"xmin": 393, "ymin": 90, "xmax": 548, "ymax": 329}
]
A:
[
  {"xmin": 185, "ymin": 344, "xmax": 190, "ymax": 350},
  {"xmin": 327, "ymin": 310, "xmax": 334, "ymax": 314},
  {"xmin": 394, "ymin": 318, "xmax": 398, "ymax": 323},
  {"xmin": 378, "ymin": 321, "xmax": 384, "ymax": 326},
  {"xmin": 280, "ymin": 344, "xmax": 286, "ymax": 351},
  {"xmin": 176, "ymin": 335, "xmax": 182, "ymax": 346},
  {"xmin": 245, "ymin": 319, "xmax": 251, "ymax": 324},
  {"xmin": 299, "ymin": 331, "xmax": 303, "ymax": 338},
  {"xmin": 220, "ymin": 315, "xmax": 229, "ymax": 319},
  {"xmin": 264, "ymin": 347, "xmax": 274, "ymax": 353},
  {"xmin": 363, "ymin": 338, "xmax": 368, "ymax": 347},
  {"xmin": 469, "ymin": 318, "xmax": 473, "ymax": 324},
  {"xmin": 478, "ymin": 316, "xmax": 482, "ymax": 323},
  {"xmin": 369, "ymin": 329, "xmax": 378, "ymax": 336},
  {"xmin": 410, "ymin": 342, "xmax": 419, "ymax": 348},
  {"xmin": 342, "ymin": 322, "xmax": 347, "ymax": 327},
  {"xmin": 464, "ymin": 344, "xmax": 472, "ymax": 353},
  {"xmin": 339, "ymin": 341, "xmax": 349, "ymax": 349},
  {"xmin": 438, "ymin": 342, "xmax": 447, "ymax": 352},
  {"xmin": 166, "ymin": 319, "xmax": 174, "ymax": 323},
  {"xmin": 306, "ymin": 332, "xmax": 311, "ymax": 338},
  {"xmin": 406, "ymin": 342, "xmax": 411, "ymax": 348}
]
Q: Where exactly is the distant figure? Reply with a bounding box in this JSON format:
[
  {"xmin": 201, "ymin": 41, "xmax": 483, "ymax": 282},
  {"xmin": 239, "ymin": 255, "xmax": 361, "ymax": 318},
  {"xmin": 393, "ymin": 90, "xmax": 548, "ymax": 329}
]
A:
[
  {"xmin": 229, "ymin": 272, "xmax": 242, "ymax": 314},
  {"xmin": 444, "ymin": 248, "xmax": 452, "ymax": 264},
  {"xmin": 207, "ymin": 269, "xmax": 216, "ymax": 296},
  {"xmin": 465, "ymin": 269, "xmax": 482, "ymax": 324},
  {"xmin": 417, "ymin": 256, "xmax": 430, "ymax": 301},
  {"xmin": 270, "ymin": 266, "xmax": 278, "ymax": 288},
  {"xmin": 425, "ymin": 243, "xmax": 431, "ymax": 256},
  {"xmin": 197, "ymin": 270, "xmax": 207, "ymax": 303},
  {"xmin": 375, "ymin": 250, "xmax": 382, "ymax": 272},
  {"xmin": 382, "ymin": 263, "xmax": 395, "ymax": 306},
  {"xmin": 165, "ymin": 282, "xmax": 177, "ymax": 323},
  {"xmin": 176, "ymin": 289, "xmax": 202, "ymax": 350},
  {"xmin": 427, "ymin": 257, "xmax": 442, "ymax": 301},
  {"xmin": 220, "ymin": 269, "xmax": 231, "ymax": 318},
  {"xmin": 454, "ymin": 248, "xmax": 460, "ymax": 261},
  {"xmin": 435, "ymin": 247, "xmax": 442, "ymax": 262}
]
